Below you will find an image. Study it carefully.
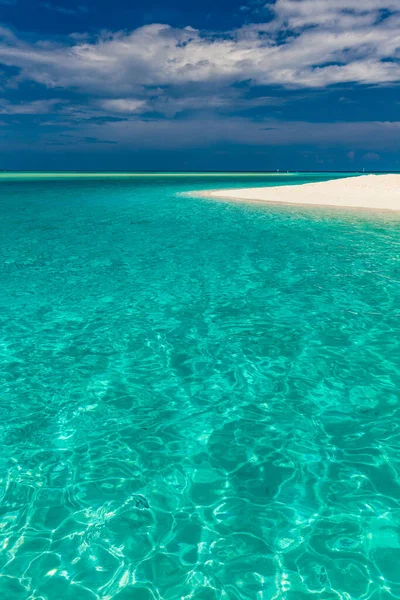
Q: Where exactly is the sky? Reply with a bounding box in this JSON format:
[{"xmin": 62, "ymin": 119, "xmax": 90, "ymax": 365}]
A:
[{"xmin": 0, "ymin": 0, "xmax": 399, "ymax": 171}]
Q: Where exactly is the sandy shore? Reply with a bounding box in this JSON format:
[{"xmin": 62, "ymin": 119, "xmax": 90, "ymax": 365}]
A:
[{"xmin": 192, "ymin": 174, "xmax": 400, "ymax": 211}]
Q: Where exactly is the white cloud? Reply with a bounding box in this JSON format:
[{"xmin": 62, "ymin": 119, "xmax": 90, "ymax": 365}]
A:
[
  {"xmin": 269, "ymin": 0, "xmax": 399, "ymax": 29},
  {"xmin": 99, "ymin": 98, "xmax": 147, "ymax": 113},
  {"xmin": 0, "ymin": 0, "xmax": 399, "ymax": 100}
]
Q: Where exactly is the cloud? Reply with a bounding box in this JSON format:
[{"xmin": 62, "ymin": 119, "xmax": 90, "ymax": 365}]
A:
[
  {"xmin": 64, "ymin": 117, "xmax": 400, "ymax": 151},
  {"xmin": 100, "ymin": 90, "xmax": 287, "ymax": 118},
  {"xmin": 0, "ymin": 99, "xmax": 62, "ymax": 114},
  {"xmin": 0, "ymin": 0, "xmax": 399, "ymax": 101},
  {"xmin": 363, "ymin": 152, "xmax": 380, "ymax": 160},
  {"xmin": 99, "ymin": 99, "xmax": 147, "ymax": 113},
  {"xmin": 268, "ymin": 0, "xmax": 400, "ymax": 29},
  {"xmin": 152, "ymin": 91, "xmax": 287, "ymax": 116},
  {"xmin": 3, "ymin": 112, "xmax": 399, "ymax": 156},
  {"xmin": 0, "ymin": 0, "xmax": 399, "ymax": 157}
]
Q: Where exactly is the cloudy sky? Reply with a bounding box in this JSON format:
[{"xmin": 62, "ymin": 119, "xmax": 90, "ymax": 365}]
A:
[{"xmin": 0, "ymin": 0, "xmax": 399, "ymax": 170}]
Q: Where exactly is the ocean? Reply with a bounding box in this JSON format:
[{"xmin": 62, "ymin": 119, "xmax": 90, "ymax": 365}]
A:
[{"xmin": 1, "ymin": 172, "xmax": 400, "ymax": 599}]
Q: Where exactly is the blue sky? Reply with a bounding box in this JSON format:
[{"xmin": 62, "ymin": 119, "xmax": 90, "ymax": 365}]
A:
[{"xmin": 0, "ymin": 0, "xmax": 399, "ymax": 171}]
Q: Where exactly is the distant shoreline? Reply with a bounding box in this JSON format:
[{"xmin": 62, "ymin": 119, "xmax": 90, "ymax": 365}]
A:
[
  {"xmin": 189, "ymin": 174, "xmax": 400, "ymax": 212},
  {"xmin": 0, "ymin": 171, "xmax": 301, "ymax": 178},
  {"xmin": 0, "ymin": 170, "xmax": 398, "ymax": 177}
]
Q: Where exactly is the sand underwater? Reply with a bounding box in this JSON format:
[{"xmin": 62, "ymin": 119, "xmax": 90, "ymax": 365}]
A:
[{"xmin": 1, "ymin": 172, "xmax": 400, "ymax": 600}]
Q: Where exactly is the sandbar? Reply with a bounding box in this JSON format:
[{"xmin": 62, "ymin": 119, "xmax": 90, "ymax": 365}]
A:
[{"xmin": 192, "ymin": 174, "xmax": 400, "ymax": 211}]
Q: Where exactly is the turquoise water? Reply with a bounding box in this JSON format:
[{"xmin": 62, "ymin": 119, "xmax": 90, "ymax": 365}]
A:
[{"xmin": 1, "ymin": 173, "xmax": 400, "ymax": 600}]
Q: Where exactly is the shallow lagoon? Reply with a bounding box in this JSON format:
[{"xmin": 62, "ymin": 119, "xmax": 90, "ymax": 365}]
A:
[{"xmin": 1, "ymin": 173, "xmax": 399, "ymax": 599}]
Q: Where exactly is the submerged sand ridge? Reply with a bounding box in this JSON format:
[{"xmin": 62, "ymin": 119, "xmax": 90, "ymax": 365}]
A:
[{"xmin": 193, "ymin": 174, "xmax": 400, "ymax": 211}]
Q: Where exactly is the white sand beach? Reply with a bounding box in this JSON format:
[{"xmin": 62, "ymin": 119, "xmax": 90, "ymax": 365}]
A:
[{"xmin": 194, "ymin": 174, "xmax": 400, "ymax": 211}]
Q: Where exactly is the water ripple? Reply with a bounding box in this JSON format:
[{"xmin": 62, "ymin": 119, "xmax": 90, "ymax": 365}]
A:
[{"xmin": 1, "ymin": 175, "xmax": 400, "ymax": 599}]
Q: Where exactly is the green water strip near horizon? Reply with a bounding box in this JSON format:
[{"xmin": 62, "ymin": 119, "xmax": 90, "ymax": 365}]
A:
[{"xmin": 0, "ymin": 171, "xmax": 380, "ymax": 180}]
